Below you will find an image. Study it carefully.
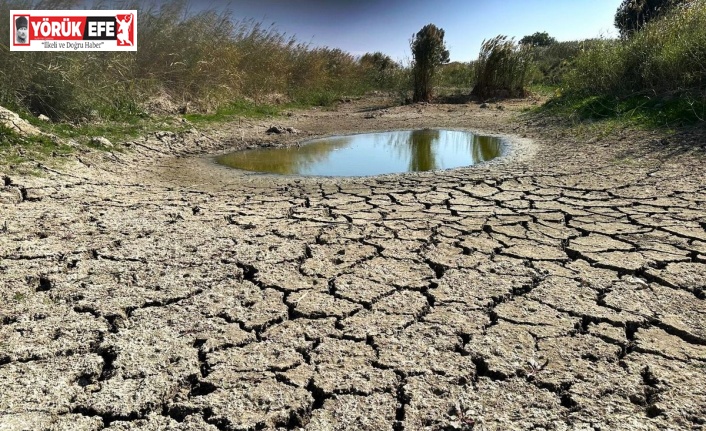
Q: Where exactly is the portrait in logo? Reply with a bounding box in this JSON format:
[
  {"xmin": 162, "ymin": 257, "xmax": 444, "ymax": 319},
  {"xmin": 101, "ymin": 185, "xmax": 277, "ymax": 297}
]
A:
[
  {"xmin": 14, "ymin": 15, "xmax": 29, "ymax": 45},
  {"xmin": 115, "ymin": 13, "xmax": 134, "ymax": 46}
]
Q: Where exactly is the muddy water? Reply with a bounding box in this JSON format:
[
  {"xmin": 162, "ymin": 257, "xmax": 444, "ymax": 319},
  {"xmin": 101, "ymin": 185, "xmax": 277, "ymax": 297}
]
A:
[{"xmin": 216, "ymin": 129, "xmax": 501, "ymax": 176}]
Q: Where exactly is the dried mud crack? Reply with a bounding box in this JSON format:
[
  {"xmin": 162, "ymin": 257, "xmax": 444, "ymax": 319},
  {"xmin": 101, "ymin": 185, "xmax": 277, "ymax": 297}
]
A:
[{"xmin": 2, "ymin": 97, "xmax": 706, "ymax": 430}]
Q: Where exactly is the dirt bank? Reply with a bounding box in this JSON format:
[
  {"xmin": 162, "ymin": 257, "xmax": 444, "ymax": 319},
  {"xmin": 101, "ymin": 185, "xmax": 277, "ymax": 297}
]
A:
[{"xmin": 1, "ymin": 96, "xmax": 705, "ymax": 430}]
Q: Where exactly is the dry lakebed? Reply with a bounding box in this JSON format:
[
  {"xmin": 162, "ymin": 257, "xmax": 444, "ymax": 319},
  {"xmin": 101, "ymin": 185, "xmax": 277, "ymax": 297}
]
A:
[{"xmin": 1, "ymin": 97, "xmax": 705, "ymax": 430}]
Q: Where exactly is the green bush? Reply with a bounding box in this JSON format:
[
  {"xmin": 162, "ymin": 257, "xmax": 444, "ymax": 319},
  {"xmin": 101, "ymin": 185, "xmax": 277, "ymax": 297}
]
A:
[
  {"xmin": 471, "ymin": 35, "xmax": 534, "ymax": 99},
  {"xmin": 437, "ymin": 61, "xmax": 475, "ymax": 90},
  {"xmin": 545, "ymin": 1, "xmax": 706, "ymax": 126},
  {"xmin": 562, "ymin": 39, "xmax": 628, "ymax": 95},
  {"xmin": 520, "ymin": 32, "xmax": 557, "ymax": 47},
  {"xmin": 564, "ymin": 1, "xmax": 706, "ymax": 98},
  {"xmin": 529, "ymin": 40, "xmax": 598, "ymax": 85},
  {"xmin": 360, "ymin": 52, "xmax": 400, "ymax": 90},
  {"xmin": 614, "ymin": 0, "xmax": 685, "ymax": 37}
]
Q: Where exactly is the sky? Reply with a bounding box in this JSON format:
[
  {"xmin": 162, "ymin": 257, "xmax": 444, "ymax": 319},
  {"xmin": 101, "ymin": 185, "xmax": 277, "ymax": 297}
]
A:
[{"xmin": 201, "ymin": 0, "xmax": 622, "ymax": 62}]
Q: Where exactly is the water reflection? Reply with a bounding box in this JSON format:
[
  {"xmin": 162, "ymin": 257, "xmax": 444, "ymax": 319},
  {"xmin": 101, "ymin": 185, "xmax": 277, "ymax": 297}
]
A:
[
  {"xmin": 216, "ymin": 138, "xmax": 351, "ymax": 175},
  {"xmin": 216, "ymin": 129, "xmax": 501, "ymax": 177}
]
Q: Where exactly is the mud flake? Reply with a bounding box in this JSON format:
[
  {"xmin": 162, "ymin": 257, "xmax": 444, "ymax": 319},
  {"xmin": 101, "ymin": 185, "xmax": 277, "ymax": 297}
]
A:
[
  {"xmin": 207, "ymin": 342, "xmax": 303, "ymax": 377},
  {"xmin": 455, "ymin": 378, "xmax": 564, "ymax": 429},
  {"xmin": 567, "ymin": 371, "xmax": 647, "ymax": 429},
  {"xmin": 448, "ymin": 194, "xmax": 494, "ymax": 208},
  {"xmin": 456, "ymin": 183, "xmax": 499, "ymax": 198},
  {"xmin": 0, "ymin": 304, "xmax": 108, "ymax": 362},
  {"xmin": 289, "ymin": 291, "xmax": 362, "ymax": 319},
  {"xmin": 623, "ymin": 353, "xmax": 706, "ymax": 427},
  {"xmin": 276, "ymin": 363, "xmax": 315, "ymax": 388},
  {"xmin": 663, "ymin": 224, "xmax": 706, "ymax": 241},
  {"xmin": 567, "ymin": 233, "xmax": 634, "ymax": 253},
  {"xmin": 422, "ymin": 304, "xmax": 489, "ymax": 337},
  {"xmin": 372, "ymin": 290, "xmax": 429, "ymax": 317},
  {"xmin": 457, "ymin": 233, "xmax": 504, "ymax": 254},
  {"xmin": 339, "ymin": 310, "xmax": 415, "ymax": 340},
  {"xmin": 582, "ymin": 251, "xmax": 652, "ymax": 272},
  {"xmin": 533, "ymin": 335, "xmax": 623, "ymax": 389},
  {"xmin": 644, "ymin": 262, "xmax": 706, "ymax": 295},
  {"xmin": 218, "ymin": 286, "xmax": 289, "ymax": 331},
  {"xmin": 375, "ymin": 322, "xmax": 475, "ymax": 381},
  {"xmin": 255, "ymin": 263, "xmax": 320, "ymax": 292},
  {"xmin": 0, "ymin": 355, "xmax": 103, "ymax": 415},
  {"xmin": 310, "ymin": 339, "xmax": 398, "ymax": 395},
  {"xmin": 503, "ymin": 242, "xmax": 567, "ymax": 261},
  {"xmin": 430, "ymin": 269, "xmax": 517, "ymax": 308},
  {"xmin": 305, "ymin": 393, "xmax": 397, "ymax": 431},
  {"xmin": 333, "ymin": 274, "xmax": 396, "ymax": 306},
  {"xmin": 528, "ymin": 277, "xmax": 633, "ymax": 325},
  {"xmin": 569, "ymin": 219, "xmax": 652, "ymax": 236},
  {"xmin": 0, "ymin": 413, "xmax": 103, "ymax": 430},
  {"xmin": 346, "ymin": 257, "xmax": 434, "ymax": 291},
  {"xmin": 261, "ymin": 318, "xmax": 340, "ymax": 351},
  {"xmin": 106, "ymin": 413, "xmax": 220, "ymax": 430},
  {"xmin": 300, "ymin": 243, "xmax": 378, "ymax": 278},
  {"xmin": 605, "ymin": 282, "xmax": 706, "ymax": 343},
  {"xmin": 494, "ymin": 298, "xmax": 576, "ymax": 338},
  {"xmin": 465, "ymin": 322, "xmax": 536, "ymax": 379},
  {"xmin": 86, "ymin": 375, "xmax": 184, "ymax": 419},
  {"xmin": 187, "ymin": 379, "xmax": 312, "ymax": 430},
  {"xmin": 102, "ymin": 328, "xmax": 200, "ymax": 382},
  {"xmin": 368, "ymin": 237, "xmax": 423, "ymax": 260},
  {"xmin": 423, "ymin": 242, "xmax": 489, "ymax": 269},
  {"xmin": 634, "ymin": 326, "xmax": 706, "ymax": 362}
]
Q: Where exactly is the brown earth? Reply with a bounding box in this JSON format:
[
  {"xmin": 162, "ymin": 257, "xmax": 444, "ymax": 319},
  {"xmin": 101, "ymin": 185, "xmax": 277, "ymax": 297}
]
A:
[{"xmin": 1, "ymin": 96, "xmax": 706, "ymax": 430}]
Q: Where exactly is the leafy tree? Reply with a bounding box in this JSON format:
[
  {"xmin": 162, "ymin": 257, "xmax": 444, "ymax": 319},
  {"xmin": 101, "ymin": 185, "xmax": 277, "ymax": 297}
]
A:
[
  {"xmin": 614, "ymin": 0, "xmax": 684, "ymax": 36},
  {"xmin": 360, "ymin": 52, "xmax": 398, "ymax": 72},
  {"xmin": 360, "ymin": 52, "xmax": 400, "ymax": 90},
  {"xmin": 411, "ymin": 24, "xmax": 450, "ymax": 102},
  {"xmin": 519, "ymin": 32, "xmax": 557, "ymax": 47}
]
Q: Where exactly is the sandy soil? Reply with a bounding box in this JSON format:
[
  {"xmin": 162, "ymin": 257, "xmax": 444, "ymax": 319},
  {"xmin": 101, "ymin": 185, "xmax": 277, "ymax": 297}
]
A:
[{"xmin": 1, "ymin": 96, "xmax": 705, "ymax": 430}]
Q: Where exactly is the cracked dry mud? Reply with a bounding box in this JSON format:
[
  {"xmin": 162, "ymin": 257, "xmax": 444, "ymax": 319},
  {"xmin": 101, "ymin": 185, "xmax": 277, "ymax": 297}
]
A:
[{"xmin": 1, "ymin": 97, "xmax": 706, "ymax": 430}]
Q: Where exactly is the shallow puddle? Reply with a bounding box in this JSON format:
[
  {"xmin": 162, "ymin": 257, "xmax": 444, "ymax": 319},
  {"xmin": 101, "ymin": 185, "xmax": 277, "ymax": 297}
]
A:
[{"xmin": 216, "ymin": 129, "xmax": 501, "ymax": 176}]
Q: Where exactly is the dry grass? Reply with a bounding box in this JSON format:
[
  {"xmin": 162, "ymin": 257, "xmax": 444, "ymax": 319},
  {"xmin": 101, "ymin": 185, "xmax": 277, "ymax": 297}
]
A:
[
  {"xmin": 0, "ymin": 0, "xmax": 390, "ymax": 121},
  {"xmin": 471, "ymin": 35, "xmax": 533, "ymax": 99}
]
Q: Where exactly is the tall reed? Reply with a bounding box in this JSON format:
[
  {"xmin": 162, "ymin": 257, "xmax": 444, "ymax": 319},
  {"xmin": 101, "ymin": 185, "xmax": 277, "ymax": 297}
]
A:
[
  {"xmin": 471, "ymin": 35, "xmax": 533, "ymax": 99},
  {"xmin": 0, "ymin": 0, "xmax": 381, "ymax": 120}
]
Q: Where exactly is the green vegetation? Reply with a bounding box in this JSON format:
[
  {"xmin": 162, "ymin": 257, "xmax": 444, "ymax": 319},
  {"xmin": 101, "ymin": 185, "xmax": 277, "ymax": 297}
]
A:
[
  {"xmin": 437, "ymin": 62, "xmax": 475, "ymax": 92},
  {"xmin": 360, "ymin": 52, "xmax": 400, "ymax": 89},
  {"xmin": 519, "ymin": 32, "xmax": 557, "ymax": 47},
  {"xmin": 0, "ymin": 0, "xmax": 704, "ymax": 166},
  {"xmin": 50, "ymin": 118, "xmax": 177, "ymax": 143},
  {"xmin": 411, "ymin": 24, "xmax": 450, "ymax": 102},
  {"xmin": 614, "ymin": 0, "xmax": 685, "ymax": 37},
  {"xmin": 0, "ymin": 1, "xmax": 399, "ymax": 124},
  {"xmin": 579, "ymin": 2, "xmax": 704, "ymax": 95},
  {"xmin": 528, "ymin": 40, "xmax": 595, "ymax": 85},
  {"xmin": 471, "ymin": 36, "xmax": 533, "ymax": 99},
  {"xmin": 0, "ymin": 123, "xmax": 75, "ymax": 172},
  {"xmin": 544, "ymin": 93, "xmax": 705, "ymax": 127},
  {"xmin": 549, "ymin": 0, "xmax": 706, "ymax": 126},
  {"xmin": 184, "ymin": 99, "xmax": 287, "ymax": 124}
]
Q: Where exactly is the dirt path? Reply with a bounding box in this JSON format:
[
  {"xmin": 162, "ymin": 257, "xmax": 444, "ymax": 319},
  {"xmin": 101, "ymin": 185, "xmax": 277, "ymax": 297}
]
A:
[{"xmin": 1, "ymin": 97, "xmax": 705, "ymax": 430}]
